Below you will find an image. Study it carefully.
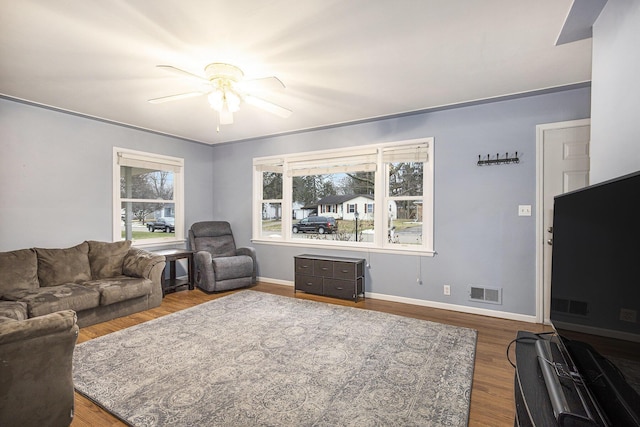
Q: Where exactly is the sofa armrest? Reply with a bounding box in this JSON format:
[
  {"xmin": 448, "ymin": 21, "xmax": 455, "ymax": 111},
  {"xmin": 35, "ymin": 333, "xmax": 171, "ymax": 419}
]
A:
[
  {"xmin": 236, "ymin": 246, "xmax": 257, "ymax": 284},
  {"xmin": 0, "ymin": 309, "xmax": 78, "ymax": 345},
  {"xmin": 123, "ymin": 248, "xmax": 166, "ymax": 279},
  {"xmin": 123, "ymin": 248, "xmax": 166, "ymax": 308}
]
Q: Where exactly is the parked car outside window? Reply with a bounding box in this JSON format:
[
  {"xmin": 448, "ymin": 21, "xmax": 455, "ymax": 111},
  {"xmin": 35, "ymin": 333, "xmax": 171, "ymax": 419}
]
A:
[
  {"xmin": 147, "ymin": 217, "xmax": 175, "ymax": 232},
  {"xmin": 292, "ymin": 216, "xmax": 336, "ymax": 234}
]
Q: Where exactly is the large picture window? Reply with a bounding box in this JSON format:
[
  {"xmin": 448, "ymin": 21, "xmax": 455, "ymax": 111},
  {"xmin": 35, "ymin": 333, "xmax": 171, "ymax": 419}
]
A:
[
  {"xmin": 113, "ymin": 148, "xmax": 184, "ymax": 245},
  {"xmin": 253, "ymin": 138, "xmax": 434, "ymax": 254}
]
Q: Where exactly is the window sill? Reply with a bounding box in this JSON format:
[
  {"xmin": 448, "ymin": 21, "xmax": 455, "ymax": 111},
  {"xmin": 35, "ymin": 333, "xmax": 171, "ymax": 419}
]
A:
[
  {"xmin": 132, "ymin": 239, "xmax": 187, "ymax": 250},
  {"xmin": 251, "ymin": 238, "xmax": 435, "ymax": 257}
]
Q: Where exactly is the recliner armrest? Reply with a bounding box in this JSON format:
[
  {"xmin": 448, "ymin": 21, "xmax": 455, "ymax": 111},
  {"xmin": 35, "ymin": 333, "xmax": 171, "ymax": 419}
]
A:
[
  {"xmin": 236, "ymin": 246, "xmax": 256, "ymax": 258},
  {"xmin": 236, "ymin": 247, "xmax": 257, "ymax": 283}
]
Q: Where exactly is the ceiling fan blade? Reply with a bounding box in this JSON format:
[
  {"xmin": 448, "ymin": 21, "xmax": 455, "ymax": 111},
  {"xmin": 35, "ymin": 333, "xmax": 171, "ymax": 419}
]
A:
[
  {"xmin": 148, "ymin": 92, "xmax": 205, "ymax": 104},
  {"xmin": 244, "ymin": 95, "xmax": 292, "ymax": 118},
  {"xmin": 156, "ymin": 65, "xmax": 209, "ymax": 83},
  {"xmin": 238, "ymin": 76, "xmax": 286, "ymax": 92}
]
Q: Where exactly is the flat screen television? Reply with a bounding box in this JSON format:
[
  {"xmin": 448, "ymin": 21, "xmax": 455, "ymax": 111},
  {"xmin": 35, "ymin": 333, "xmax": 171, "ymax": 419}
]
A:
[{"xmin": 549, "ymin": 170, "xmax": 640, "ymax": 426}]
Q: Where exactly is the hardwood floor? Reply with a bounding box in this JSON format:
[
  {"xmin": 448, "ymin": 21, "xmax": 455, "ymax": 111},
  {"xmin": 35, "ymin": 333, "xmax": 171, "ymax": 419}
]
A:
[{"xmin": 70, "ymin": 282, "xmax": 550, "ymax": 427}]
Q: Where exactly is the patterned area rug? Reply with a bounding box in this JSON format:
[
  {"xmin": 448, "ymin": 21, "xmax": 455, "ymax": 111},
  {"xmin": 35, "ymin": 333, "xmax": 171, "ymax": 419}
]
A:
[{"xmin": 73, "ymin": 290, "xmax": 477, "ymax": 426}]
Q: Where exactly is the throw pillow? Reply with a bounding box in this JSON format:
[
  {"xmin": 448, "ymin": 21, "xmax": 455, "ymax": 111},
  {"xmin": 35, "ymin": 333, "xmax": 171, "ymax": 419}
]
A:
[
  {"xmin": 87, "ymin": 240, "xmax": 132, "ymax": 279},
  {"xmin": 35, "ymin": 242, "xmax": 92, "ymax": 287},
  {"xmin": 0, "ymin": 248, "xmax": 39, "ymax": 295}
]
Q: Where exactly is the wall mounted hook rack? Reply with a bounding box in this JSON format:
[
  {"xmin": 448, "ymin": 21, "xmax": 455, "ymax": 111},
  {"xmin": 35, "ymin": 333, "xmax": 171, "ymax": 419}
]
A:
[{"xmin": 477, "ymin": 152, "xmax": 520, "ymax": 166}]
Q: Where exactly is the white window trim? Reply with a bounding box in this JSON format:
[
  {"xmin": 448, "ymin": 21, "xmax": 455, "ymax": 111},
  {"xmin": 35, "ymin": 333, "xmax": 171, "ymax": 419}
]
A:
[
  {"xmin": 252, "ymin": 138, "xmax": 434, "ymax": 255},
  {"xmin": 113, "ymin": 147, "xmax": 185, "ymax": 247}
]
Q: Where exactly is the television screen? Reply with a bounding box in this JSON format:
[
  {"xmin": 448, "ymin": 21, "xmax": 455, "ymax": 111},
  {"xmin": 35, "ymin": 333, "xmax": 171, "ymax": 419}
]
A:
[{"xmin": 550, "ymin": 170, "xmax": 640, "ymax": 425}]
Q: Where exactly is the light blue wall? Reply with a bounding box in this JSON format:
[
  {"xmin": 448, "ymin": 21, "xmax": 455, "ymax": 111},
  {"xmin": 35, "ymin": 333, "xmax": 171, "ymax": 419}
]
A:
[
  {"xmin": 1, "ymin": 87, "xmax": 590, "ymax": 318},
  {"xmin": 591, "ymin": 0, "xmax": 640, "ymax": 183},
  {"xmin": 0, "ymin": 98, "xmax": 214, "ymax": 251},
  {"xmin": 210, "ymin": 87, "xmax": 591, "ymax": 317}
]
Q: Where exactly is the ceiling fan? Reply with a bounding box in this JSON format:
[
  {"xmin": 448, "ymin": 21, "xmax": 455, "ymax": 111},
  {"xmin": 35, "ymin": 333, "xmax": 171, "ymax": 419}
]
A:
[{"xmin": 149, "ymin": 63, "xmax": 292, "ymax": 126}]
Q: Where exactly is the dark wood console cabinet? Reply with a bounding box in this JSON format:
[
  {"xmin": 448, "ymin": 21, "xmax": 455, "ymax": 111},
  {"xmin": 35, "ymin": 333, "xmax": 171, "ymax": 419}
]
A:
[{"xmin": 294, "ymin": 254, "xmax": 365, "ymax": 302}]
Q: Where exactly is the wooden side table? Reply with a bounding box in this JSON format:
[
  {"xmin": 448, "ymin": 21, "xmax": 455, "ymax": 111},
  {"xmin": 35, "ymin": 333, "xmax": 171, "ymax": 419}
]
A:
[{"xmin": 154, "ymin": 249, "xmax": 194, "ymax": 296}]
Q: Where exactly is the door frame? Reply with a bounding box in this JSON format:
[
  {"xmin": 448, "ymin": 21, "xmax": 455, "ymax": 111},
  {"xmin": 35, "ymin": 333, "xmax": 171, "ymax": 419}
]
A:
[{"xmin": 535, "ymin": 118, "xmax": 591, "ymax": 324}]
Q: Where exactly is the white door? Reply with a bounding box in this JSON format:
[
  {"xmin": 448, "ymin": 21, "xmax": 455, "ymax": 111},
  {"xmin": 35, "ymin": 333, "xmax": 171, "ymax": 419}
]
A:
[{"xmin": 536, "ymin": 119, "xmax": 590, "ymax": 323}]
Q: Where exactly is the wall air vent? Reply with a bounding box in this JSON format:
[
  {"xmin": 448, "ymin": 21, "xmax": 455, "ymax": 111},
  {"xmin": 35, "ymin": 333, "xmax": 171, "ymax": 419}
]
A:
[{"xmin": 468, "ymin": 285, "xmax": 502, "ymax": 305}]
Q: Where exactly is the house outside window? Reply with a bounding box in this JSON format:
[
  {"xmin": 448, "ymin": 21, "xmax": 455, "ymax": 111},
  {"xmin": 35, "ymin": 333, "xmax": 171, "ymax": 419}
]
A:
[
  {"xmin": 253, "ymin": 138, "xmax": 433, "ymax": 254},
  {"xmin": 113, "ymin": 148, "xmax": 184, "ymax": 245}
]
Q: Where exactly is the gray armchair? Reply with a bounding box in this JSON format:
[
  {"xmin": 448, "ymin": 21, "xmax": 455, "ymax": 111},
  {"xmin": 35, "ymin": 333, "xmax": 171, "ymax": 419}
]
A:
[{"xmin": 188, "ymin": 221, "xmax": 257, "ymax": 292}]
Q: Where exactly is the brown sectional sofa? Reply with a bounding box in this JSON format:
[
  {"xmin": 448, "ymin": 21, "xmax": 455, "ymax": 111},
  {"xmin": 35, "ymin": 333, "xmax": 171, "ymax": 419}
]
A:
[
  {"xmin": 0, "ymin": 240, "xmax": 166, "ymax": 327},
  {"xmin": 0, "ymin": 241, "xmax": 165, "ymax": 426}
]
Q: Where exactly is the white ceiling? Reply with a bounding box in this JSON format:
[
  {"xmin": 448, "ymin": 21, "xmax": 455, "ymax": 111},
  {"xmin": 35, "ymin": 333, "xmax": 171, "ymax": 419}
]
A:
[{"xmin": 0, "ymin": 1, "xmax": 592, "ymax": 145}]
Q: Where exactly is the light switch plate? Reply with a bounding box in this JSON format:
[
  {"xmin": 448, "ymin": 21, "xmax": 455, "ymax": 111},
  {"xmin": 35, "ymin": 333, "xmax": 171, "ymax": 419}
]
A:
[{"xmin": 518, "ymin": 205, "xmax": 532, "ymax": 216}]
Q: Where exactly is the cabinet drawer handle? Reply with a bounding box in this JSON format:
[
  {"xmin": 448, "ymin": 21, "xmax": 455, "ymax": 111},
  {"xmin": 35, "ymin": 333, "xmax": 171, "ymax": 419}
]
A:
[
  {"xmin": 341, "ymin": 269, "xmax": 349, "ymax": 273},
  {"xmin": 305, "ymin": 282, "xmax": 314, "ymax": 286},
  {"xmin": 335, "ymin": 287, "xmax": 343, "ymax": 290},
  {"xmin": 321, "ymin": 267, "xmax": 328, "ymax": 271}
]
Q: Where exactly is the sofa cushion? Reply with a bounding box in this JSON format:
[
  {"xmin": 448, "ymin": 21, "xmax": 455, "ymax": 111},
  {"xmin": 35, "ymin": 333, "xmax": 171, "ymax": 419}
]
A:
[
  {"xmin": 0, "ymin": 301, "xmax": 28, "ymax": 321},
  {"xmin": 87, "ymin": 240, "xmax": 132, "ymax": 279},
  {"xmin": 35, "ymin": 242, "xmax": 92, "ymax": 287},
  {"xmin": 3, "ymin": 284, "xmax": 100, "ymax": 318},
  {"xmin": 0, "ymin": 248, "xmax": 39, "ymax": 295},
  {"xmin": 83, "ymin": 276, "xmax": 152, "ymax": 306}
]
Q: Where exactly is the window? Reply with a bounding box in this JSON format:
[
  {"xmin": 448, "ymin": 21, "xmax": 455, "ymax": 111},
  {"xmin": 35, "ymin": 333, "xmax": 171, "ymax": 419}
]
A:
[
  {"xmin": 383, "ymin": 144, "xmax": 429, "ymax": 247},
  {"xmin": 254, "ymin": 158, "xmax": 283, "ymax": 239},
  {"xmin": 253, "ymin": 138, "xmax": 434, "ymax": 254},
  {"xmin": 113, "ymin": 148, "xmax": 184, "ymax": 245}
]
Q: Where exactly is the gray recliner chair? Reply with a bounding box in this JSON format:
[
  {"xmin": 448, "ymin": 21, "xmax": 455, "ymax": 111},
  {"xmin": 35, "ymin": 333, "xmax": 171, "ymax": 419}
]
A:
[{"xmin": 188, "ymin": 221, "xmax": 257, "ymax": 292}]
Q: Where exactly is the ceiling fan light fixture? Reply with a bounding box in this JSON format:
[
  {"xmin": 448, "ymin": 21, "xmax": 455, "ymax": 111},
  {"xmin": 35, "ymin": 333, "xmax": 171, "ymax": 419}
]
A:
[
  {"xmin": 151, "ymin": 62, "xmax": 291, "ymax": 125},
  {"xmin": 208, "ymin": 87, "xmax": 241, "ymax": 125},
  {"xmin": 224, "ymin": 90, "xmax": 241, "ymax": 112},
  {"xmin": 204, "ymin": 63, "xmax": 244, "ymax": 82},
  {"xmin": 207, "ymin": 90, "xmax": 224, "ymax": 111}
]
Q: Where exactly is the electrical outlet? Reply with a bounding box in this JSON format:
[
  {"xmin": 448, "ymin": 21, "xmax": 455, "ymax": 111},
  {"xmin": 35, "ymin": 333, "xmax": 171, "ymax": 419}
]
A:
[
  {"xmin": 620, "ymin": 308, "xmax": 637, "ymax": 323},
  {"xmin": 518, "ymin": 205, "xmax": 532, "ymax": 216},
  {"xmin": 443, "ymin": 285, "xmax": 451, "ymax": 296}
]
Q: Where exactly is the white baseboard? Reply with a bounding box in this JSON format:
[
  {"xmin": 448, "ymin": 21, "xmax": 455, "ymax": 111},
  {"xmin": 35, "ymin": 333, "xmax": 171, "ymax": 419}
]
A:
[
  {"xmin": 257, "ymin": 277, "xmax": 538, "ymax": 323},
  {"xmin": 257, "ymin": 277, "xmax": 294, "ymax": 287}
]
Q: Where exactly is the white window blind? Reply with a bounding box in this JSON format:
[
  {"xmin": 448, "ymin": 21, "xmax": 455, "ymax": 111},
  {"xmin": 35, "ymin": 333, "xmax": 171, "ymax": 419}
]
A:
[
  {"xmin": 117, "ymin": 152, "xmax": 183, "ymax": 172},
  {"xmin": 382, "ymin": 143, "xmax": 429, "ymax": 163},
  {"xmin": 253, "ymin": 158, "xmax": 284, "ymax": 173},
  {"xmin": 287, "ymin": 149, "xmax": 378, "ymax": 176}
]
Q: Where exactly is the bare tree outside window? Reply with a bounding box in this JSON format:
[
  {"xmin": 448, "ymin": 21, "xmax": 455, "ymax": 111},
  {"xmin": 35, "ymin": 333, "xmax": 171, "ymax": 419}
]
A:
[{"xmin": 120, "ymin": 167, "xmax": 175, "ymax": 240}]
